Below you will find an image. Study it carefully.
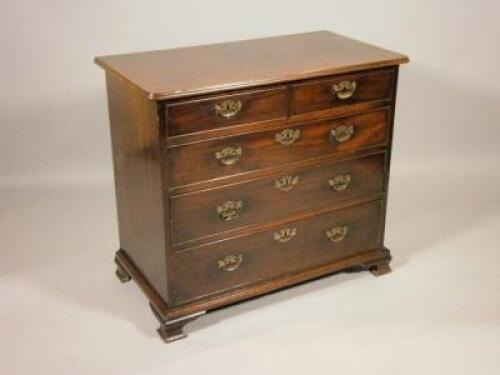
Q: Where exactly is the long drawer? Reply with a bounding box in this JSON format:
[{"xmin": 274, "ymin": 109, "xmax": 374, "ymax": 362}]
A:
[
  {"xmin": 168, "ymin": 108, "xmax": 390, "ymax": 187},
  {"xmin": 170, "ymin": 200, "xmax": 383, "ymax": 304},
  {"xmin": 170, "ymin": 153, "xmax": 385, "ymax": 245}
]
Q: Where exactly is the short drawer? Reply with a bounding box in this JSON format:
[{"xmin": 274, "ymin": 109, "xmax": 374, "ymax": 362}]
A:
[
  {"xmin": 292, "ymin": 69, "xmax": 394, "ymax": 115},
  {"xmin": 171, "ymin": 153, "xmax": 385, "ymax": 245},
  {"xmin": 171, "ymin": 200, "xmax": 383, "ymax": 304},
  {"xmin": 168, "ymin": 108, "xmax": 389, "ymax": 187},
  {"xmin": 166, "ymin": 87, "xmax": 288, "ymax": 136}
]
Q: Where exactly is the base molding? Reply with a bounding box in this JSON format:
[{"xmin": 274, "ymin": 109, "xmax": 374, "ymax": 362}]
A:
[{"xmin": 115, "ymin": 247, "xmax": 392, "ymax": 343}]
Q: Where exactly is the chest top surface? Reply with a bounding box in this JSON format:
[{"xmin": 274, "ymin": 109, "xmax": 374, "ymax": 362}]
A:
[{"xmin": 95, "ymin": 31, "xmax": 408, "ymax": 100}]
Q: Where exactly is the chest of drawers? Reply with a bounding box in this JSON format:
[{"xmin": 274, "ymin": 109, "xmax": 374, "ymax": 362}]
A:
[{"xmin": 95, "ymin": 31, "xmax": 408, "ymax": 343}]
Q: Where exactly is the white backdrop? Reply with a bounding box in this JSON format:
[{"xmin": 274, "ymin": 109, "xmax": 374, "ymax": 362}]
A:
[{"xmin": 1, "ymin": 2, "xmax": 499, "ymax": 375}]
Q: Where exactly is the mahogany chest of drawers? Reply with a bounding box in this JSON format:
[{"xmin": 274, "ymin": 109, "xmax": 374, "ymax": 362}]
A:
[{"xmin": 95, "ymin": 31, "xmax": 408, "ymax": 343}]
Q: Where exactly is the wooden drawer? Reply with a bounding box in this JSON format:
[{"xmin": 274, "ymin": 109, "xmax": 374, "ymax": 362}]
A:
[
  {"xmin": 171, "ymin": 200, "xmax": 383, "ymax": 304},
  {"xmin": 168, "ymin": 108, "xmax": 390, "ymax": 187},
  {"xmin": 171, "ymin": 153, "xmax": 385, "ymax": 245},
  {"xmin": 166, "ymin": 87, "xmax": 288, "ymax": 136},
  {"xmin": 292, "ymin": 69, "xmax": 394, "ymax": 115}
]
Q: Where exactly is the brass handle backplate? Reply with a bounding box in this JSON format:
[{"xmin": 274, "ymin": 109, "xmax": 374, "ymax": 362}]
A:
[
  {"xmin": 328, "ymin": 174, "xmax": 351, "ymax": 191},
  {"xmin": 216, "ymin": 200, "xmax": 243, "ymax": 221},
  {"xmin": 275, "ymin": 129, "xmax": 301, "ymax": 146},
  {"xmin": 217, "ymin": 254, "xmax": 243, "ymax": 272},
  {"xmin": 275, "ymin": 175, "xmax": 299, "ymax": 192},
  {"xmin": 325, "ymin": 226, "xmax": 349, "ymax": 242},
  {"xmin": 273, "ymin": 227, "xmax": 297, "ymax": 243},
  {"xmin": 214, "ymin": 99, "xmax": 242, "ymax": 119},
  {"xmin": 330, "ymin": 125, "xmax": 355, "ymax": 143},
  {"xmin": 215, "ymin": 146, "xmax": 242, "ymax": 166},
  {"xmin": 331, "ymin": 80, "xmax": 357, "ymax": 100}
]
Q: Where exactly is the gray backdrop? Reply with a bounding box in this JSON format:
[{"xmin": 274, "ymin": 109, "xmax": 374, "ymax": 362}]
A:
[{"xmin": 1, "ymin": 1, "xmax": 499, "ymax": 374}]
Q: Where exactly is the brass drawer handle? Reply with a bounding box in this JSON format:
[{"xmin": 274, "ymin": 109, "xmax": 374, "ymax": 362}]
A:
[
  {"xmin": 215, "ymin": 146, "xmax": 242, "ymax": 166},
  {"xmin": 216, "ymin": 200, "xmax": 243, "ymax": 221},
  {"xmin": 330, "ymin": 125, "xmax": 354, "ymax": 143},
  {"xmin": 214, "ymin": 99, "xmax": 242, "ymax": 119},
  {"xmin": 325, "ymin": 226, "xmax": 348, "ymax": 242},
  {"xmin": 275, "ymin": 129, "xmax": 301, "ymax": 146},
  {"xmin": 275, "ymin": 175, "xmax": 299, "ymax": 192},
  {"xmin": 328, "ymin": 174, "xmax": 351, "ymax": 191},
  {"xmin": 218, "ymin": 254, "xmax": 243, "ymax": 272},
  {"xmin": 273, "ymin": 227, "xmax": 297, "ymax": 243},
  {"xmin": 331, "ymin": 80, "xmax": 357, "ymax": 100}
]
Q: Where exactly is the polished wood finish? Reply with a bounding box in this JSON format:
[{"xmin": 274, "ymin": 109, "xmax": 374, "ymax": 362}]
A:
[
  {"xmin": 115, "ymin": 246, "xmax": 391, "ymax": 321},
  {"xmin": 167, "ymin": 86, "xmax": 288, "ymax": 136},
  {"xmin": 172, "ymin": 200, "xmax": 383, "ymax": 304},
  {"xmin": 171, "ymin": 153, "xmax": 386, "ymax": 245},
  {"xmin": 95, "ymin": 31, "xmax": 408, "ymax": 100},
  {"xmin": 168, "ymin": 108, "xmax": 390, "ymax": 187},
  {"xmin": 167, "ymin": 100, "xmax": 391, "ymax": 148},
  {"xmin": 106, "ymin": 73, "xmax": 169, "ymax": 301},
  {"xmin": 292, "ymin": 69, "xmax": 394, "ymax": 115},
  {"xmin": 96, "ymin": 31, "xmax": 408, "ymax": 343}
]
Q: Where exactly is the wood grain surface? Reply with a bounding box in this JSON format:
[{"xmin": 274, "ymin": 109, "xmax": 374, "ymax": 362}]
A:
[
  {"xmin": 167, "ymin": 86, "xmax": 288, "ymax": 136},
  {"xmin": 171, "ymin": 153, "xmax": 386, "ymax": 245},
  {"xmin": 99, "ymin": 32, "xmax": 407, "ymax": 341},
  {"xmin": 171, "ymin": 200, "xmax": 383, "ymax": 305},
  {"xmin": 168, "ymin": 108, "xmax": 390, "ymax": 187},
  {"xmin": 95, "ymin": 31, "xmax": 408, "ymax": 100},
  {"xmin": 106, "ymin": 72, "xmax": 169, "ymax": 302},
  {"xmin": 293, "ymin": 69, "xmax": 394, "ymax": 114}
]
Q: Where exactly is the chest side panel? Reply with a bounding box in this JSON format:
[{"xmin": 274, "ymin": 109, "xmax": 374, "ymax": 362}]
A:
[{"xmin": 106, "ymin": 73, "xmax": 169, "ymax": 302}]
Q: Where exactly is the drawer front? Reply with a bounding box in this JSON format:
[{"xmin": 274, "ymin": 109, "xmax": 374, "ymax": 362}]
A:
[
  {"xmin": 171, "ymin": 200, "xmax": 383, "ymax": 304},
  {"xmin": 292, "ymin": 69, "xmax": 394, "ymax": 115},
  {"xmin": 168, "ymin": 108, "xmax": 389, "ymax": 187},
  {"xmin": 166, "ymin": 87, "xmax": 288, "ymax": 136},
  {"xmin": 171, "ymin": 153, "xmax": 385, "ymax": 245}
]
